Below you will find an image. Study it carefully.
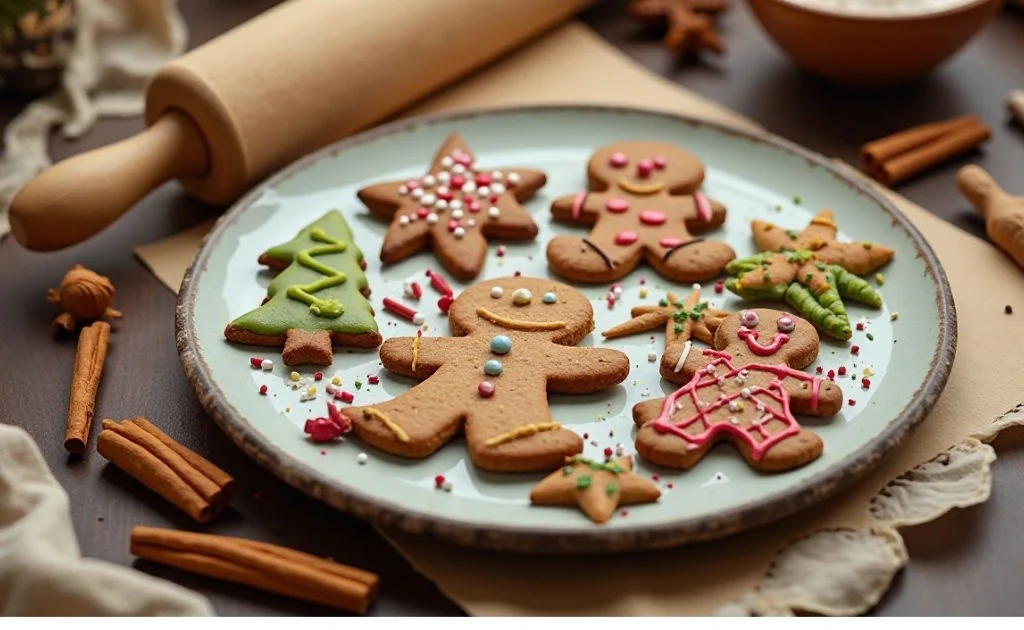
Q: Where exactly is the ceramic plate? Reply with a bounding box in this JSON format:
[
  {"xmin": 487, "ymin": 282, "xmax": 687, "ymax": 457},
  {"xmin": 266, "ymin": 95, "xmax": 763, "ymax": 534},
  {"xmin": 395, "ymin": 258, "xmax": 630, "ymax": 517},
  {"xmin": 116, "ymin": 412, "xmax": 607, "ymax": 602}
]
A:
[{"xmin": 177, "ymin": 106, "xmax": 956, "ymax": 553}]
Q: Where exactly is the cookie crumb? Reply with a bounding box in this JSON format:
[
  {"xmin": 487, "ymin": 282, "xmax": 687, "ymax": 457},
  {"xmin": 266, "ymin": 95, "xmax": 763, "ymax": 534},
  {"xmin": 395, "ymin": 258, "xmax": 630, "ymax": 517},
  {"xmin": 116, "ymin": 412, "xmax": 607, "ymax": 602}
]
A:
[
  {"xmin": 890, "ymin": 312, "xmax": 899, "ymax": 321},
  {"xmin": 1006, "ymin": 305, "xmax": 1013, "ymax": 315}
]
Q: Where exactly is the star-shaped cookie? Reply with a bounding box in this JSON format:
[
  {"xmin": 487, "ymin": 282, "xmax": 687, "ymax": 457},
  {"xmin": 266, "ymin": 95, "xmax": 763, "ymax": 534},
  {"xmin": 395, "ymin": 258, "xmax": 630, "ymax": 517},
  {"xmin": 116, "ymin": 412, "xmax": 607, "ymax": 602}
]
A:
[
  {"xmin": 529, "ymin": 455, "xmax": 661, "ymax": 524},
  {"xmin": 602, "ymin": 286, "xmax": 728, "ymax": 383},
  {"xmin": 627, "ymin": 0, "xmax": 730, "ymax": 56},
  {"xmin": 356, "ymin": 133, "xmax": 546, "ymax": 281}
]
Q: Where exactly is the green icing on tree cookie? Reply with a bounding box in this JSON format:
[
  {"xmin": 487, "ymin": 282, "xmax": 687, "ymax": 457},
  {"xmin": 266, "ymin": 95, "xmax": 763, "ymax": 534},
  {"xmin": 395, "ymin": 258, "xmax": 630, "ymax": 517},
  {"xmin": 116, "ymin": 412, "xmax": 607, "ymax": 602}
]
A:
[{"xmin": 229, "ymin": 210, "xmax": 379, "ymax": 337}]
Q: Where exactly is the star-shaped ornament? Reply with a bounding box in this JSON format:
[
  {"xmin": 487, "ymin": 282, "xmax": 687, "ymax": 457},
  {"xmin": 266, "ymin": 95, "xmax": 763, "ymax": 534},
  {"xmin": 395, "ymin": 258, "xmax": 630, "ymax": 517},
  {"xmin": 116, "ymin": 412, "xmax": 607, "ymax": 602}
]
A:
[
  {"xmin": 529, "ymin": 455, "xmax": 661, "ymax": 524},
  {"xmin": 357, "ymin": 133, "xmax": 546, "ymax": 281},
  {"xmin": 603, "ymin": 286, "xmax": 728, "ymax": 384},
  {"xmin": 628, "ymin": 0, "xmax": 731, "ymax": 56}
]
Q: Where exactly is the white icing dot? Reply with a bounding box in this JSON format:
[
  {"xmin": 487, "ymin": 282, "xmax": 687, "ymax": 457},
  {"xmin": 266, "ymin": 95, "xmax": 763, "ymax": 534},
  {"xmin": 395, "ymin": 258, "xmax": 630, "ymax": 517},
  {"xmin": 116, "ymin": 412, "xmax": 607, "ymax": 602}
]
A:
[
  {"xmin": 452, "ymin": 209, "xmax": 464, "ymax": 219},
  {"xmin": 488, "ymin": 206, "xmax": 500, "ymax": 219},
  {"xmin": 453, "ymin": 226, "xmax": 466, "ymax": 239},
  {"xmin": 612, "ymin": 286, "xmax": 624, "ymax": 297},
  {"xmin": 507, "ymin": 172, "xmax": 521, "ymax": 184},
  {"xmin": 398, "ymin": 185, "xmax": 409, "ymax": 195},
  {"xmin": 467, "ymin": 219, "xmax": 477, "ymax": 227},
  {"xmin": 704, "ymin": 364, "xmax": 716, "ymax": 374},
  {"xmin": 461, "ymin": 182, "xmax": 476, "ymax": 194},
  {"xmin": 449, "ymin": 199, "xmax": 463, "ymax": 210},
  {"xmin": 490, "ymin": 286, "xmax": 504, "ymax": 299},
  {"xmin": 477, "ymin": 186, "xmax": 491, "ymax": 197},
  {"xmin": 438, "ymin": 171, "xmax": 451, "ymax": 184},
  {"xmin": 436, "ymin": 185, "xmax": 450, "ymax": 196},
  {"xmin": 512, "ymin": 288, "xmax": 532, "ymax": 305},
  {"xmin": 647, "ymin": 351, "xmax": 657, "ymax": 362},
  {"xmin": 398, "ymin": 216, "xmax": 410, "ymax": 226},
  {"xmin": 740, "ymin": 387, "xmax": 751, "ymax": 398},
  {"xmin": 357, "ymin": 452, "xmax": 368, "ymax": 465},
  {"xmin": 729, "ymin": 417, "xmax": 740, "ymax": 425},
  {"xmin": 413, "ymin": 313, "xmax": 425, "ymax": 325},
  {"xmin": 441, "ymin": 156, "xmax": 454, "ymax": 168},
  {"xmin": 453, "ymin": 164, "xmax": 467, "ymax": 174},
  {"xmin": 422, "ymin": 175, "xmax": 436, "ymax": 188},
  {"xmin": 490, "ymin": 183, "xmax": 506, "ymax": 196},
  {"xmin": 411, "ymin": 188, "xmax": 424, "ymax": 200},
  {"xmin": 691, "ymin": 283, "xmax": 701, "ymax": 292},
  {"xmin": 325, "ymin": 383, "xmax": 336, "ymax": 394},
  {"xmin": 442, "ymin": 480, "xmax": 453, "ymax": 492},
  {"xmin": 491, "ymin": 170, "xmax": 503, "ymax": 180},
  {"xmin": 421, "ymin": 193, "xmax": 436, "ymax": 206},
  {"xmin": 261, "ymin": 359, "xmax": 273, "ymax": 371},
  {"xmin": 728, "ymin": 400, "xmax": 740, "ymax": 412},
  {"xmin": 434, "ymin": 199, "xmax": 449, "ymax": 210},
  {"xmin": 426, "ymin": 213, "xmax": 438, "ymax": 225}
]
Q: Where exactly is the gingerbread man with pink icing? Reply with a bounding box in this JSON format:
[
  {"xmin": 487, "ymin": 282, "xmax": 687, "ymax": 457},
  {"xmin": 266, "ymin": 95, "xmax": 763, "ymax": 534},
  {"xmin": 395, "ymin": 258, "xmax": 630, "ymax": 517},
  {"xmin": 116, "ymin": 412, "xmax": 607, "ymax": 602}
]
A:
[
  {"xmin": 632, "ymin": 307, "xmax": 843, "ymax": 474},
  {"xmin": 547, "ymin": 141, "xmax": 735, "ymax": 283}
]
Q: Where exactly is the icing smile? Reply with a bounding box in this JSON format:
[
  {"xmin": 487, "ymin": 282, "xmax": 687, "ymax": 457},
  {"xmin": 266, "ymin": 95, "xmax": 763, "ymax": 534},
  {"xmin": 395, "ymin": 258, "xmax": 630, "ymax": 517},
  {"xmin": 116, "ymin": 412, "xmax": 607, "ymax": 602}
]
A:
[
  {"xmin": 476, "ymin": 307, "xmax": 566, "ymax": 331},
  {"xmin": 737, "ymin": 328, "xmax": 789, "ymax": 356},
  {"xmin": 618, "ymin": 179, "xmax": 665, "ymax": 195}
]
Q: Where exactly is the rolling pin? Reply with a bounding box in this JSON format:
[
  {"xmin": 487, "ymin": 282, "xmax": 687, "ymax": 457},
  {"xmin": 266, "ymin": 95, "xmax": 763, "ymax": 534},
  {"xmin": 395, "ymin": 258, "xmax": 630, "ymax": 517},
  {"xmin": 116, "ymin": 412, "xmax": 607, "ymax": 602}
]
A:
[
  {"xmin": 9, "ymin": 0, "xmax": 591, "ymax": 251},
  {"xmin": 957, "ymin": 165, "xmax": 1024, "ymax": 271}
]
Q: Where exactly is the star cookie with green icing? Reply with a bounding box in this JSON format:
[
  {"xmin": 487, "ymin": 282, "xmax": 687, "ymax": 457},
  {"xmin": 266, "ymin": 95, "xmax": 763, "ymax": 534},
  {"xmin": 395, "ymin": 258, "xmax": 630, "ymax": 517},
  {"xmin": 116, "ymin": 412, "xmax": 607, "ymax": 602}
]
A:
[
  {"xmin": 530, "ymin": 455, "xmax": 661, "ymax": 524},
  {"xmin": 724, "ymin": 209, "xmax": 893, "ymax": 341},
  {"xmin": 602, "ymin": 285, "xmax": 729, "ymax": 384},
  {"xmin": 357, "ymin": 133, "xmax": 547, "ymax": 282},
  {"xmin": 224, "ymin": 210, "xmax": 382, "ymax": 366}
]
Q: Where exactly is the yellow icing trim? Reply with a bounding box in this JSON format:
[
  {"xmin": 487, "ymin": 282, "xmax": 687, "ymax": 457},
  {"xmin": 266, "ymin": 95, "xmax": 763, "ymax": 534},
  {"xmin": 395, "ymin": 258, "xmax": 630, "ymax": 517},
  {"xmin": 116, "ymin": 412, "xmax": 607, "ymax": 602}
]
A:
[
  {"xmin": 485, "ymin": 422, "xmax": 561, "ymax": 447},
  {"xmin": 411, "ymin": 334, "xmax": 421, "ymax": 371},
  {"xmin": 809, "ymin": 216, "xmax": 837, "ymax": 230},
  {"xmin": 363, "ymin": 407, "xmax": 410, "ymax": 442},
  {"xmin": 618, "ymin": 179, "xmax": 665, "ymax": 195},
  {"xmin": 476, "ymin": 307, "xmax": 566, "ymax": 331}
]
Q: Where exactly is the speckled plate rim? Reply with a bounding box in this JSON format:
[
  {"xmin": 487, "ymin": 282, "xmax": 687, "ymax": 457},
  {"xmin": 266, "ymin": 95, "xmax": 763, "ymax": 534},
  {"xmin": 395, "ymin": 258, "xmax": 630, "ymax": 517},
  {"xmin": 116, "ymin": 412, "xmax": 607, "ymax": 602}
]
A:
[{"xmin": 175, "ymin": 104, "xmax": 957, "ymax": 554}]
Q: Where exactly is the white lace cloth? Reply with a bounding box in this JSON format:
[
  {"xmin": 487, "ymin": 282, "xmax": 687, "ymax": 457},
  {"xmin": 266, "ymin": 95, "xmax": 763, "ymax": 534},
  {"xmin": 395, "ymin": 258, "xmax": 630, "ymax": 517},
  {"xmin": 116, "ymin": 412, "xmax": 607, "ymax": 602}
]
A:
[{"xmin": 0, "ymin": 0, "xmax": 187, "ymax": 239}]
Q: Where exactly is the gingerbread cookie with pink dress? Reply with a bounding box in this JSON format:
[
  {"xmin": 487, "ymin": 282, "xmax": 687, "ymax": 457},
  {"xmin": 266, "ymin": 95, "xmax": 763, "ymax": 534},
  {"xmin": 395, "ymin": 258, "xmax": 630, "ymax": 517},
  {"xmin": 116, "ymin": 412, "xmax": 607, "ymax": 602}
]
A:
[
  {"xmin": 547, "ymin": 141, "xmax": 735, "ymax": 283},
  {"xmin": 633, "ymin": 308, "xmax": 843, "ymax": 473}
]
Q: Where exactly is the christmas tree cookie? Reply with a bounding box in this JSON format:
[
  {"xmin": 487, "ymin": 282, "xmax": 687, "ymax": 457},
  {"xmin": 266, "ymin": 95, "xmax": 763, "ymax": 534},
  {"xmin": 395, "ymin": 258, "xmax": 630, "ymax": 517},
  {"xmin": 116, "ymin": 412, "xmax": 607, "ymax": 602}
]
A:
[
  {"xmin": 724, "ymin": 210, "xmax": 893, "ymax": 341},
  {"xmin": 224, "ymin": 210, "xmax": 382, "ymax": 366}
]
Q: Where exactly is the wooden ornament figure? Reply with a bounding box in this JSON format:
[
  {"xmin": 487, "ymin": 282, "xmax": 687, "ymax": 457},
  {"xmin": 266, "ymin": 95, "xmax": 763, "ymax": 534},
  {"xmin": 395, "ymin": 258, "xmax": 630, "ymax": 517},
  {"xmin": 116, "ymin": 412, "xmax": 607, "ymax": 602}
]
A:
[{"xmin": 47, "ymin": 264, "xmax": 122, "ymax": 332}]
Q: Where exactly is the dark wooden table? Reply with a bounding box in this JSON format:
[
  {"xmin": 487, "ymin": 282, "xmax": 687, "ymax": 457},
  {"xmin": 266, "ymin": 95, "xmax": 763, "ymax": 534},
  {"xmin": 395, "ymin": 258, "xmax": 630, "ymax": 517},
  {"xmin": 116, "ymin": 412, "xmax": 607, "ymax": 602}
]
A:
[{"xmin": 2, "ymin": 0, "xmax": 1023, "ymax": 616}]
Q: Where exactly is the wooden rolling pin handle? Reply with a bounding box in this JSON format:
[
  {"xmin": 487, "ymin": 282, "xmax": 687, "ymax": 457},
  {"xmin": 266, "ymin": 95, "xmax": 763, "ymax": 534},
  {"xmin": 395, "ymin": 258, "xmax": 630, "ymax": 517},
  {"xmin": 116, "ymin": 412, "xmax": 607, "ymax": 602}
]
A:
[
  {"xmin": 8, "ymin": 110, "xmax": 210, "ymax": 252},
  {"xmin": 956, "ymin": 164, "xmax": 1007, "ymax": 220}
]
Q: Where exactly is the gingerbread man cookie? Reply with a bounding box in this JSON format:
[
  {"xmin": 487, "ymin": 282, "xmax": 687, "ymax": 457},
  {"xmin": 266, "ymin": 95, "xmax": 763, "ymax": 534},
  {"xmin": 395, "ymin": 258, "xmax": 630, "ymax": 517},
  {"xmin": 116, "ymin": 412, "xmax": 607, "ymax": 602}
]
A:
[
  {"xmin": 344, "ymin": 277, "xmax": 631, "ymax": 473},
  {"xmin": 633, "ymin": 308, "xmax": 842, "ymax": 473},
  {"xmin": 357, "ymin": 133, "xmax": 546, "ymax": 282},
  {"xmin": 547, "ymin": 141, "xmax": 735, "ymax": 283}
]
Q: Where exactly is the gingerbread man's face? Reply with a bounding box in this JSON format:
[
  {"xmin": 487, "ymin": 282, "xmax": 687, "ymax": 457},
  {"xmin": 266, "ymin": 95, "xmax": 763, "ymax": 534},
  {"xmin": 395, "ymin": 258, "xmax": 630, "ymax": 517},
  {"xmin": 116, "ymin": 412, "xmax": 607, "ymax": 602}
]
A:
[
  {"xmin": 588, "ymin": 141, "xmax": 705, "ymax": 196},
  {"xmin": 449, "ymin": 276, "xmax": 595, "ymax": 345},
  {"xmin": 714, "ymin": 308, "xmax": 820, "ymax": 369}
]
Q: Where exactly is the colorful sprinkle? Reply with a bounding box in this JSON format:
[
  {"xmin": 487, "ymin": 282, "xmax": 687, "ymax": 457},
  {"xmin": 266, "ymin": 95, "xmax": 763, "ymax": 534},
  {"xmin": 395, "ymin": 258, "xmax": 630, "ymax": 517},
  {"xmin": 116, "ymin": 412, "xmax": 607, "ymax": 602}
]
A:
[
  {"xmin": 314, "ymin": 372, "xmax": 323, "ymax": 381},
  {"xmin": 383, "ymin": 297, "xmax": 419, "ymax": 323},
  {"xmin": 512, "ymin": 288, "xmax": 532, "ymax": 305},
  {"xmin": 838, "ymin": 366, "xmax": 847, "ymax": 376},
  {"xmin": 490, "ymin": 335, "xmax": 513, "ymax": 354},
  {"xmin": 866, "ymin": 333, "xmax": 874, "ymax": 341},
  {"xmin": 606, "ymin": 198, "xmax": 630, "ymax": 213},
  {"xmin": 856, "ymin": 322, "xmax": 865, "ymax": 331},
  {"xmin": 714, "ymin": 281, "xmax": 724, "ymax": 294},
  {"xmin": 875, "ymin": 273, "xmax": 885, "ymax": 285},
  {"xmin": 609, "ymin": 152, "xmax": 628, "ymax": 168},
  {"xmin": 496, "ymin": 246, "xmax": 507, "ymax": 257},
  {"xmin": 290, "ymin": 371, "xmax": 300, "ymax": 382},
  {"xmin": 542, "ymin": 292, "xmax": 557, "ymax": 304},
  {"xmin": 490, "ymin": 286, "xmax": 504, "ymax": 299},
  {"xmin": 851, "ymin": 345, "xmax": 860, "ymax": 355},
  {"xmin": 484, "ymin": 359, "xmax": 503, "ymax": 376},
  {"xmin": 434, "ymin": 474, "xmax": 446, "ymax": 488},
  {"xmin": 425, "ymin": 269, "xmax": 454, "ymax": 297},
  {"xmin": 336, "ymin": 390, "xmax": 354, "ymax": 404},
  {"xmin": 648, "ymin": 351, "xmax": 657, "ymax": 362},
  {"xmin": 478, "ymin": 380, "xmax": 496, "ymax": 398},
  {"xmin": 614, "ymin": 230, "xmax": 638, "ymax": 246},
  {"xmin": 261, "ymin": 359, "xmax": 273, "ymax": 371},
  {"xmin": 331, "ymin": 376, "xmax": 342, "ymax": 386},
  {"xmin": 603, "ymin": 447, "xmax": 613, "ymax": 459},
  {"xmin": 861, "ymin": 378, "xmax": 871, "ymax": 389},
  {"xmin": 250, "ymin": 357, "xmax": 263, "ymax": 369},
  {"xmin": 891, "ymin": 312, "xmax": 899, "ymax": 321},
  {"xmin": 827, "ymin": 369, "xmax": 835, "ymax": 380},
  {"xmin": 848, "ymin": 399, "xmax": 856, "ymax": 407},
  {"xmin": 438, "ymin": 294, "xmax": 453, "ymax": 314},
  {"xmin": 357, "ymin": 453, "xmax": 368, "ymax": 465},
  {"xmin": 259, "ymin": 384, "xmax": 268, "ymax": 395},
  {"xmin": 368, "ymin": 375, "xmax": 380, "ymax": 385}
]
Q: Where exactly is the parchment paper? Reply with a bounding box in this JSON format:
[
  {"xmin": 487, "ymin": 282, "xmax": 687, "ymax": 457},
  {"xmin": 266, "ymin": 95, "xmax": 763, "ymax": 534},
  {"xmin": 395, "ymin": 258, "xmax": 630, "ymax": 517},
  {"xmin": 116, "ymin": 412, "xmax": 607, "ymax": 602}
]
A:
[{"xmin": 135, "ymin": 23, "xmax": 1024, "ymax": 616}]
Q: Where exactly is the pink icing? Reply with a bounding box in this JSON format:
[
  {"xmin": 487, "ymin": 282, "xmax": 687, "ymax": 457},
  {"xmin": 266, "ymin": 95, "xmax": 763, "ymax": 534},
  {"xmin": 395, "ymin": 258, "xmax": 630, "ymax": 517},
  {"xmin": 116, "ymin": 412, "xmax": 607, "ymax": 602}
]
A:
[
  {"xmin": 659, "ymin": 237, "xmax": 684, "ymax": 248},
  {"xmin": 406, "ymin": 179, "xmax": 421, "ymax": 190},
  {"xmin": 572, "ymin": 191, "xmax": 587, "ymax": 219},
  {"xmin": 615, "ymin": 231, "xmax": 638, "ymax": 245},
  {"xmin": 649, "ymin": 349, "xmax": 822, "ymax": 461},
  {"xmin": 694, "ymin": 191, "xmax": 712, "ymax": 223},
  {"xmin": 468, "ymin": 200, "xmax": 481, "ymax": 213},
  {"xmin": 605, "ymin": 198, "xmax": 630, "ymax": 213},
  {"xmin": 653, "ymin": 155, "xmax": 667, "ymax": 169},
  {"xmin": 737, "ymin": 329, "xmax": 790, "ymax": 356},
  {"xmin": 454, "ymin": 153, "xmax": 473, "ymax": 167},
  {"xmin": 640, "ymin": 209, "xmax": 667, "ymax": 226},
  {"xmin": 609, "ymin": 152, "xmax": 628, "ymax": 168},
  {"xmin": 637, "ymin": 159, "xmax": 654, "ymax": 178}
]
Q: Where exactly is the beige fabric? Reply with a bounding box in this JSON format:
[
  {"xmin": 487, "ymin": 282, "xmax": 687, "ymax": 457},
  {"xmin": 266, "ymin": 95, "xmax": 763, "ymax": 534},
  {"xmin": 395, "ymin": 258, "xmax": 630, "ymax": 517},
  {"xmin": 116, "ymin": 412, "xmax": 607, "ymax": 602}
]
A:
[
  {"xmin": 0, "ymin": 0, "xmax": 187, "ymax": 239},
  {"xmin": 0, "ymin": 424, "xmax": 213, "ymax": 616},
  {"xmin": 133, "ymin": 22, "xmax": 1024, "ymax": 617}
]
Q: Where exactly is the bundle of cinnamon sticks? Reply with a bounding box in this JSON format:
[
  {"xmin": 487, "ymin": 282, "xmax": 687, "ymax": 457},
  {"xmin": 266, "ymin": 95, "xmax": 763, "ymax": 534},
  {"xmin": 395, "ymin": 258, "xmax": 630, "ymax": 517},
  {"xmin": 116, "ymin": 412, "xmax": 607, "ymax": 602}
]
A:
[
  {"xmin": 860, "ymin": 114, "xmax": 990, "ymax": 187},
  {"xmin": 131, "ymin": 527, "xmax": 380, "ymax": 614}
]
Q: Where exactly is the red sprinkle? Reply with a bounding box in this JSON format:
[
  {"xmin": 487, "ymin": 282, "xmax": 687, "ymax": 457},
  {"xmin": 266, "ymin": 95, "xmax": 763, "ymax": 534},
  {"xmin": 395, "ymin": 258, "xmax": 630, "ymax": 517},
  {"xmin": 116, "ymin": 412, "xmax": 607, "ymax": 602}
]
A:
[
  {"xmin": 856, "ymin": 322, "xmax": 865, "ymax": 331},
  {"xmin": 368, "ymin": 375, "xmax": 380, "ymax": 385},
  {"xmin": 496, "ymin": 246, "xmax": 507, "ymax": 257},
  {"xmin": 474, "ymin": 173, "xmax": 492, "ymax": 187},
  {"xmin": 714, "ymin": 281, "xmax": 724, "ymax": 294},
  {"xmin": 607, "ymin": 297, "xmax": 615, "ymax": 309},
  {"xmin": 513, "ymin": 270, "xmax": 521, "ymax": 277},
  {"xmin": 259, "ymin": 384, "xmax": 268, "ymax": 395},
  {"xmin": 425, "ymin": 269, "xmax": 454, "ymax": 297},
  {"xmin": 438, "ymin": 294, "xmax": 453, "ymax": 314},
  {"xmin": 639, "ymin": 278, "xmax": 646, "ymax": 285},
  {"xmin": 583, "ymin": 432, "xmax": 589, "ymax": 439},
  {"xmin": 666, "ymin": 482, "xmax": 674, "ymax": 489},
  {"xmin": 827, "ymin": 369, "xmax": 835, "ymax": 380},
  {"xmin": 848, "ymin": 399, "xmax": 856, "ymax": 406},
  {"xmin": 434, "ymin": 474, "xmax": 446, "ymax": 488},
  {"xmin": 603, "ymin": 447, "xmax": 613, "ymax": 458},
  {"xmin": 314, "ymin": 372, "xmax": 323, "ymax": 381},
  {"xmin": 816, "ymin": 366, "xmax": 823, "ymax": 374},
  {"xmin": 861, "ymin": 378, "xmax": 871, "ymax": 389},
  {"xmin": 407, "ymin": 281, "xmax": 423, "ymax": 300},
  {"xmin": 336, "ymin": 390, "xmax": 354, "ymax": 404},
  {"xmin": 451, "ymin": 174, "xmax": 466, "ymax": 189},
  {"xmin": 851, "ymin": 345, "xmax": 860, "ymax": 355},
  {"xmin": 838, "ymin": 366, "xmax": 847, "ymax": 376},
  {"xmin": 383, "ymin": 297, "xmax": 418, "ymax": 322},
  {"xmin": 304, "ymin": 417, "xmax": 343, "ymax": 443},
  {"xmin": 326, "ymin": 402, "xmax": 352, "ymax": 434},
  {"xmin": 416, "ymin": 206, "xmax": 429, "ymax": 218},
  {"xmin": 620, "ymin": 510, "xmax": 629, "ymax": 517},
  {"xmin": 250, "ymin": 357, "xmax": 263, "ymax": 369},
  {"xmin": 490, "ymin": 195, "xmax": 500, "ymax": 203},
  {"xmin": 447, "ymin": 219, "xmax": 459, "ymax": 232},
  {"xmin": 478, "ymin": 380, "xmax": 495, "ymax": 398},
  {"xmin": 651, "ymin": 474, "xmax": 659, "ymax": 481}
]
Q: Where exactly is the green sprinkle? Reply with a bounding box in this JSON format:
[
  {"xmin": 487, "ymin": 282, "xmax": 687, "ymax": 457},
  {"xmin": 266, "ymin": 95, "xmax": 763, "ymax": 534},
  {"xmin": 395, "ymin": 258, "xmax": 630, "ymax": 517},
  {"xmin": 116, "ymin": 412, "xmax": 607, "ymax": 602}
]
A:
[
  {"xmin": 866, "ymin": 333, "xmax": 874, "ymax": 341},
  {"xmin": 674, "ymin": 323, "xmax": 683, "ymax": 334},
  {"xmin": 763, "ymin": 271, "xmax": 772, "ymax": 281},
  {"xmin": 875, "ymin": 273, "xmax": 885, "ymax": 285},
  {"xmin": 695, "ymin": 302, "xmax": 709, "ymax": 312},
  {"xmin": 786, "ymin": 229, "xmax": 798, "ymax": 240},
  {"xmin": 587, "ymin": 460, "xmax": 603, "ymax": 471},
  {"xmin": 658, "ymin": 298, "xmax": 668, "ymax": 307},
  {"xmin": 793, "ymin": 195, "xmax": 802, "ymax": 205},
  {"xmin": 606, "ymin": 463, "xmax": 624, "ymax": 474},
  {"xmin": 605, "ymin": 483, "xmax": 618, "ymax": 496},
  {"xmin": 804, "ymin": 273, "xmax": 813, "ymax": 281},
  {"xmin": 674, "ymin": 301, "xmax": 684, "ymax": 308},
  {"xmin": 689, "ymin": 311, "xmax": 701, "ymax": 321},
  {"xmin": 863, "ymin": 242, "xmax": 873, "ymax": 250},
  {"xmin": 576, "ymin": 475, "xmax": 592, "ymax": 490},
  {"xmin": 562, "ymin": 466, "xmax": 573, "ymax": 476},
  {"xmin": 673, "ymin": 311, "xmax": 686, "ymax": 323},
  {"xmin": 354, "ymin": 380, "xmax": 362, "ymax": 389},
  {"xmin": 815, "ymin": 262, "xmax": 826, "ymax": 271}
]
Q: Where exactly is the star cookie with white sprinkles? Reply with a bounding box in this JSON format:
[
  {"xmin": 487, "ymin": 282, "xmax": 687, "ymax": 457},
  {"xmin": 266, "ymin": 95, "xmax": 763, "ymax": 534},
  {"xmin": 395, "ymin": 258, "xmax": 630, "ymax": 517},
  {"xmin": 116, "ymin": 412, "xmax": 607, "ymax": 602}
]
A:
[{"xmin": 357, "ymin": 133, "xmax": 547, "ymax": 281}]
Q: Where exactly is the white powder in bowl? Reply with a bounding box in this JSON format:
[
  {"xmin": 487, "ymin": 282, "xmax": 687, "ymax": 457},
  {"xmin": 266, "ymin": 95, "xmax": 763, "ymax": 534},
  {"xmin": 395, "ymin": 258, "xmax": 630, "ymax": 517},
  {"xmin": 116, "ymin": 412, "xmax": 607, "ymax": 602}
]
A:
[{"xmin": 780, "ymin": 0, "xmax": 982, "ymax": 16}]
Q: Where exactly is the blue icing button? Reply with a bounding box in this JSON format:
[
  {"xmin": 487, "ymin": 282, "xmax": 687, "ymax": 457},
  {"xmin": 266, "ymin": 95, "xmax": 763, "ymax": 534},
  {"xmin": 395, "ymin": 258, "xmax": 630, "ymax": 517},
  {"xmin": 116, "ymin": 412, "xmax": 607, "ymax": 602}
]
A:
[
  {"xmin": 542, "ymin": 292, "xmax": 557, "ymax": 304},
  {"xmin": 490, "ymin": 335, "xmax": 512, "ymax": 354},
  {"xmin": 484, "ymin": 359, "xmax": 503, "ymax": 376}
]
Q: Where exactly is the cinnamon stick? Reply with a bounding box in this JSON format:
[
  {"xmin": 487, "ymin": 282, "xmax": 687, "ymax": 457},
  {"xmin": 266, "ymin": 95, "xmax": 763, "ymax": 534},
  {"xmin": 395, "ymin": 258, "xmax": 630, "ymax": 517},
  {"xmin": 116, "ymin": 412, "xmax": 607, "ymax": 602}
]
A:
[
  {"xmin": 130, "ymin": 527, "xmax": 380, "ymax": 614},
  {"xmin": 97, "ymin": 418, "xmax": 235, "ymax": 522},
  {"xmin": 64, "ymin": 321, "xmax": 111, "ymax": 453},
  {"xmin": 861, "ymin": 115, "xmax": 990, "ymax": 187}
]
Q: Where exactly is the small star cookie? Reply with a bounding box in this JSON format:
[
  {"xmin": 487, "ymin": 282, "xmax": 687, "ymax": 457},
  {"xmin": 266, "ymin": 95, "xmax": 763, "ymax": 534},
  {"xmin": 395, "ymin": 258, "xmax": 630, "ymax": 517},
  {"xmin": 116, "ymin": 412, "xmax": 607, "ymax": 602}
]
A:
[{"xmin": 529, "ymin": 455, "xmax": 661, "ymax": 524}]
